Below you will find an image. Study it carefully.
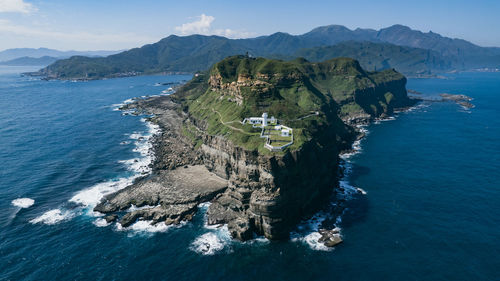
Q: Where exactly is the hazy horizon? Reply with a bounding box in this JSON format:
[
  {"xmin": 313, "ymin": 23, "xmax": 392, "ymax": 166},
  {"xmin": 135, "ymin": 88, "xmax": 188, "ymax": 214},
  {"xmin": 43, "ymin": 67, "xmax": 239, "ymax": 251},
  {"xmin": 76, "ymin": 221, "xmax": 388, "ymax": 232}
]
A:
[
  {"xmin": 1, "ymin": 0, "xmax": 499, "ymax": 51},
  {"xmin": 1, "ymin": 22, "xmax": 499, "ymax": 53}
]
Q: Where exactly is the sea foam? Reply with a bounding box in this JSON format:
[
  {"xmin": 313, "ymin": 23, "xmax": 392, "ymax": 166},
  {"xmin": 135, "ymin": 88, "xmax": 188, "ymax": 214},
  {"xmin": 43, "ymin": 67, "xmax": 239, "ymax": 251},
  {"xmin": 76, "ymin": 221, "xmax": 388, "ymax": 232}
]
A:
[
  {"xmin": 291, "ymin": 124, "xmax": 368, "ymax": 251},
  {"xmin": 188, "ymin": 202, "xmax": 233, "ymax": 255},
  {"xmin": 121, "ymin": 220, "xmax": 171, "ymax": 233},
  {"xmin": 115, "ymin": 220, "xmax": 185, "ymax": 236},
  {"xmin": 32, "ymin": 98, "xmax": 161, "ymax": 228},
  {"xmin": 30, "ymin": 209, "xmax": 74, "ymax": 225},
  {"xmin": 190, "ymin": 225, "xmax": 232, "ymax": 255},
  {"xmin": 11, "ymin": 198, "xmax": 35, "ymax": 208},
  {"xmin": 291, "ymin": 210, "xmax": 335, "ymax": 252},
  {"xmin": 93, "ymin": 218, "xmax": 111, "ymax": 227},
  {"xmin": 111, "ymin": 98, "xmax": 136, "ymax": 111},
  {"xmin": 69, "ymin": 176, "xmax": 137, "ymax": 207},
  {"xmin": 70, "ymin": 118, "xmax": 159, "ymax": 209}
]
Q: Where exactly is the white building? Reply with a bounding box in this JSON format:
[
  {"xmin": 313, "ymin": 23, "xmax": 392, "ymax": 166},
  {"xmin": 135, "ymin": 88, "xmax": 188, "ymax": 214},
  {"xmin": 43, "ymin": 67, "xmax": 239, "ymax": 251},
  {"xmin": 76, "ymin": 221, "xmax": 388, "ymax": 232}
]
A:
[
  {"xmin": 242, "ymin": 112, "xmax": 275, "ymax": 127},
  {"xmin": 281, "ymin": 126, "xmax": 292, "ymax": 137},
  {"xmin": 246, "ymin": 117, "xmax": 263, "ymax": 125}
]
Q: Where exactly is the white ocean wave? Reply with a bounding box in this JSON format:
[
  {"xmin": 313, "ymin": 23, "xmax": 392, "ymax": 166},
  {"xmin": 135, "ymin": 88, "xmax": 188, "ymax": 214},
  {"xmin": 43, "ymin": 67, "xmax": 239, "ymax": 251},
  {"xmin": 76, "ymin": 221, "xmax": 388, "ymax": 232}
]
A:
[
  {"xmin": 292, "ymin": 121, "xmax": 369, "ymax": 250},
  {"xmin": 190, "ymin": 202, "xmax": 234, "ymax": 255},
  {"xmin": 25, "ymin": 96, "xmax": 162, "ymax": 228},
  {"xmin": 118, "ymin": 122, "xmax": 158, "ymax": 175},
  {"xmin": 28, "ymin": 98, "xmax": 161, "ymax": 229},
  {"xmin": 400, "ymin": 102, "xmax": 431, "ymax": 113},
  {"xmin": 115, "ymin": 220, "xmax": 186, "ymax": 235},
  {"xmin": 356, "ymin": 187, "xmax": 367, "ymax": 195},
  {"xmin": 11, "ymin": 198, "xmax": 35, "ymax": 208},
  {"xmin": 341, "ymin": 125, "xmax": 368, "ymax": 160},
  {"xmin": 29, "ymin": 209, "xmax": 74, "ymax": 225},
  {"xmin": 69, "ymin": 176, "xmax": 138, "ymax": 208},
  {"xmin": 377, "ymin": 116, "xmax": 396, "ymax": 122},
  {"xmin": 111, "ymin": 98, "xmax": 136, "ymax": 111},
  {"xmin": 190, "ymin": 233, "xmax": 226, "ymax": 255},
  {"xmin": 118, "ymin": 158, "xmax": 151, "ymax": 174},
  {"xmin": 291, "ymin": 210, "xmax": 333, "ymax": 251},
  {"xmin": 196, "ymin": 200, "xmax": 270, "ymax": 251},
  {"xmin": 302, "ymin": 232, "xmax": 332, "ymax": 251},
  {"xmin": 93, "ymin": 218, "xmax": 111, "ymax": 227},
  {"xmin": 190, "ymin": 225, "xmax": 232, "ymax": 255},
  {"xmin": 128, "ymin": 132, "xmax": 143, "ymax": 140},
  {"xmin": 70, "ymin": 115, "xmax": 159, "ymax": 210},
  {"xmin": 122, "ymin": 220, "xmax": 170, "ymax": 232},
  {"xmin": 339, "ymin": 159, "xmax": 367, "ymax": 198},
  {"xmin": 246, "ymin": 236, "xmax": 270, "ymax": 244}
]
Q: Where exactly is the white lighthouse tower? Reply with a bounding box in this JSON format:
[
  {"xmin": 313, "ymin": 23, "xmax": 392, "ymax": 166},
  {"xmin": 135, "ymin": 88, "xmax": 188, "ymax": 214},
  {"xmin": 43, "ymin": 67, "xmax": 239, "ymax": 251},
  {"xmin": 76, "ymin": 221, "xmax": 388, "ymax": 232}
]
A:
[{"xmin": 262, "ymin": 112, "xmax": 268, "ymax": 126}]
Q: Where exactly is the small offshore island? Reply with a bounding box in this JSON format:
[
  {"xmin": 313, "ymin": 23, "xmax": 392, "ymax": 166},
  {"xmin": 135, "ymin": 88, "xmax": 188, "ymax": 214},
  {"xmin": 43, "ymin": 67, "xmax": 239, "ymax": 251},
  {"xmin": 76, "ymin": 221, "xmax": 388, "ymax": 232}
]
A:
[{"xmin": 95, "ymin": 55, "xmax": 416, "ymax": 247}]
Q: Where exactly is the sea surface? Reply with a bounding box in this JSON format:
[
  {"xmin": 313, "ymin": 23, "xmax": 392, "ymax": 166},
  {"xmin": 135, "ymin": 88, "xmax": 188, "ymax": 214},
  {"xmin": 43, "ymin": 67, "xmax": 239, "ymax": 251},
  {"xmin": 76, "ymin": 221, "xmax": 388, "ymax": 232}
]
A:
[{"xmin": 0, "ymin": 66, "xmax": 499, "ymax": 280}]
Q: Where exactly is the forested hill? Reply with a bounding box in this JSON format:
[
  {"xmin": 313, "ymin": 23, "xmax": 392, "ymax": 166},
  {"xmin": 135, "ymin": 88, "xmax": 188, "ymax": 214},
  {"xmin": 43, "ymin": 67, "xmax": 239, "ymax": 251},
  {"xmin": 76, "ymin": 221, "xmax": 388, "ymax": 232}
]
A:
[
  {"xmin": 33, "ymin": 24, "xmax": 500, "ymax": 80},
  {"xmin": 290, "ymin": 41, "xmax": 450, "ymax": 75}
]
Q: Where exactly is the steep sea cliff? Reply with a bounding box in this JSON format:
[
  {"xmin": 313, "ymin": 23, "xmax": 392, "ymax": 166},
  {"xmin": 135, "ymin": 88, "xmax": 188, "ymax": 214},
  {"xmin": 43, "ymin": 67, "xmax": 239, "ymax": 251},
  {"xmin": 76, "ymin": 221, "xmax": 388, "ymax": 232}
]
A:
[{"xmin": 94, "ymin": 56, "xmax": 416, "ymax": 246}]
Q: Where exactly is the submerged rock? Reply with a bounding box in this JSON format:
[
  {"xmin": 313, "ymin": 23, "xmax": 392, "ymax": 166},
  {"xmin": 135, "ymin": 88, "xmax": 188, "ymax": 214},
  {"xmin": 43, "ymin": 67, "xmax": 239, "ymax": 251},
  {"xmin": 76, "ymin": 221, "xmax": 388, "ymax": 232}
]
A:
[{"xmin": 318, "ymin": 228, "xmax": 343, "ymax": 247}]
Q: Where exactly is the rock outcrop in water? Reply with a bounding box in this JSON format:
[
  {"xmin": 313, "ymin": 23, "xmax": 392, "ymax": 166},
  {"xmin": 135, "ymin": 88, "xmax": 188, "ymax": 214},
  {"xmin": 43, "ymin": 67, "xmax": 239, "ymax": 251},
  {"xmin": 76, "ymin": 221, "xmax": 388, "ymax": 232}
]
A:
[
  {"xmin": 95, "ymin": 56, "xmax": 415, "ymax": 245},
  {"xmin": 440, "ymin": 93, "xmax": 474, "ymax": 109}
]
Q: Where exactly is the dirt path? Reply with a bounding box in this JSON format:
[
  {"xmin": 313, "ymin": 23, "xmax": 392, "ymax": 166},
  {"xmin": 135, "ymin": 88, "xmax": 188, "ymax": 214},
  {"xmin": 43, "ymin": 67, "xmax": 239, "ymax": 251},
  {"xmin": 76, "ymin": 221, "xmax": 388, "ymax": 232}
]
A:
[{"xmin": 211, "ymin": 108, "xmax": 255, "ymax": 135}]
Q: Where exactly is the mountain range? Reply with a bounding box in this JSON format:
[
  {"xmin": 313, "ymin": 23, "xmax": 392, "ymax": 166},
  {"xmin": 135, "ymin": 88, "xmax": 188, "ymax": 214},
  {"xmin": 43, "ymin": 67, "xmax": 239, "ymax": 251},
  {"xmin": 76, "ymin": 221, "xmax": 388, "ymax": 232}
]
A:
[
  {"xmin": 32, "ymin": 24, "xmax": 500, "ymax": 79},
  {"xmin": 0, "ymin": 48, "xmax": 122, "ymax": 66},
  {"xmin": 0, "ymin": 56, "xmax": 59, "ymax": 66}
]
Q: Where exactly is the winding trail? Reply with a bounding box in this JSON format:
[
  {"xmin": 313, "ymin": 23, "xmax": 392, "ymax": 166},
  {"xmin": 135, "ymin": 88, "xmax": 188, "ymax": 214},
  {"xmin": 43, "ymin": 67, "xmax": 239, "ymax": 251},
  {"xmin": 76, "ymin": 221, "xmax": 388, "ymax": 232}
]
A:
[{"xmin": 211, "ymin": 108, "xmax": 255, "ymax": 135}]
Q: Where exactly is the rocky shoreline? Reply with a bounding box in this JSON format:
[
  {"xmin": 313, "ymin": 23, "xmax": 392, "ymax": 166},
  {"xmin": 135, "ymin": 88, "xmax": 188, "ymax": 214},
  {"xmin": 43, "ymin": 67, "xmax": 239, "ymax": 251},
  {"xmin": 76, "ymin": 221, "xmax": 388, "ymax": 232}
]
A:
[
  {"xmin": 94, "ymin": 94, "xmax": 349, "ymax": 245},
  {"xmin": 440, "ymin": 93, "xmax": 474, "ymax": 109},
  {"xmin": 408, "ymin": 89, "xmax": 474, "ymax": 109},
  {"xmin": 93, "ymin": 92, "xmax": 417, "ymax": 248},
  {"xmin": 95, "ymin": 97, "xmax": 230, "ymax": 227},
  {"xmin": 94, "ymin": 56, "xmax": 418, "ymax": 248}
]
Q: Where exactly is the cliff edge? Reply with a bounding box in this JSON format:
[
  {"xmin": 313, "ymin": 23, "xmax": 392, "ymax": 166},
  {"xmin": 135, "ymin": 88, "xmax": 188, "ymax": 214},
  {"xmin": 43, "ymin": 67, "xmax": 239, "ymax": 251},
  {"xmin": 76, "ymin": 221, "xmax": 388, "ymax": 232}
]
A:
[{"xmin": 95, "ymin": 56, "xmax": 414, "ymax": 244}]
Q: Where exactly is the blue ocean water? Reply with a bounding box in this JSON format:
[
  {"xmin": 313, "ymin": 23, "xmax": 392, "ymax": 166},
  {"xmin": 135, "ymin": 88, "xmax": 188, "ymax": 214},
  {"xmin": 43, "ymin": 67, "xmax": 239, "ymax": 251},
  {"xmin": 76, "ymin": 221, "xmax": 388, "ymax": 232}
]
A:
[{"xmin": 0, "ymin": 67, "xmax": 498, "ymax": 280}]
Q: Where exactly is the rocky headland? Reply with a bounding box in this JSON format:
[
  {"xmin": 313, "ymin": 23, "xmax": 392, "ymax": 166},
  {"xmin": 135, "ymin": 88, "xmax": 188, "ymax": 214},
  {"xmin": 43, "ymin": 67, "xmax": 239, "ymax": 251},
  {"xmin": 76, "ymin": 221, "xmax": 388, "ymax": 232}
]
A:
[
  {"xmin": 440, "ymin": 93, "xmax": 474, "ymax": 109},
  {"xmin": 408, "ymin": 89, "xmax": 474, "ymax": 109},
  {"xmin": 95, "ymin": 56, "xmax": 416, "ymax": 247}
]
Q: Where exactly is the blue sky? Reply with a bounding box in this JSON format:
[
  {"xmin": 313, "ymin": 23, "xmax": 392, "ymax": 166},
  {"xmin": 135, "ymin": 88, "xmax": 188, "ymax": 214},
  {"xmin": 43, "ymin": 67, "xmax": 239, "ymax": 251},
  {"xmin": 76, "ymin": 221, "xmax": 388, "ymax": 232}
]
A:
[{"xmin": 0, "ymin": 0, "xmax": 499, "ymax": 51}]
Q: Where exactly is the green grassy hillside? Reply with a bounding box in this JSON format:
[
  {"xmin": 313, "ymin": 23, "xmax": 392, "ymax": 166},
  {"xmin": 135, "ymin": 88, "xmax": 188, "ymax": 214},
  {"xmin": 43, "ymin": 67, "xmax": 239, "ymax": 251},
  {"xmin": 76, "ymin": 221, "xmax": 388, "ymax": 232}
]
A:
[{"xmin": 174, "ymin": 56, "xmax": 411, "ymax": 153}]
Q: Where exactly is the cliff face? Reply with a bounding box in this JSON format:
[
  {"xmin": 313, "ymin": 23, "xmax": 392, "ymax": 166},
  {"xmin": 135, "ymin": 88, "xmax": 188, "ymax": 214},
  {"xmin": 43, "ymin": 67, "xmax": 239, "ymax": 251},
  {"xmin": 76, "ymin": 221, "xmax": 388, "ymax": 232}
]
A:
[
  {"xmin": 95, "ymin": 56, "xmax": 413, "ymax": 244},
  {"xmin": 172, "ymin": 56, "xmax": 413, "ymax": 240},
  {"xmin": 200, "ymin": 131, "xmax": 342, "ymax": 239},
  {"xmin": 353, "ymin": 75, "xmax": 411, "ymax": 118}
]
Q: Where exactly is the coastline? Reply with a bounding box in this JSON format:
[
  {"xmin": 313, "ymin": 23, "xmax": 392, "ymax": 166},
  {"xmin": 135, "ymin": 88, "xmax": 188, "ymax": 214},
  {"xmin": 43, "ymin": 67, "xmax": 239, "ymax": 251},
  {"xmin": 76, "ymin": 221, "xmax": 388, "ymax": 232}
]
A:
[
  {"xmin": 28, "ymin": 100, "xmax": 162, "ymax": 228},
  {"xmin": 289, "ymin": 97, "xmax": 424, "ymax": 250},
  {"xmin": 93, "ymin": 95, "xmax": 230, "ymax": 231},
  {"xmin": 3, "ymin": 62, "xmax": 498, "ymax": 280},
  {"xmin": 24, "ymin": 70, "xmax": 423, "ymax": 253},
  {"xmin": 23, "ymin": 70, "xmax": 194, "ymax": 82},
  {"xmin": 95, "ymin": 90, "xmax": 421, "ymax": 251}
]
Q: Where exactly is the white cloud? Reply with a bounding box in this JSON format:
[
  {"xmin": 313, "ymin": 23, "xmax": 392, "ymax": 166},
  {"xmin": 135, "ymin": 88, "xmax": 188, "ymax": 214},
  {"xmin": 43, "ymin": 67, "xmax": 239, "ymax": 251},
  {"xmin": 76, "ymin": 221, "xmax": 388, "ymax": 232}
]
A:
[
  {"xmin": 213, "ymin": 28, "xmax": 255, "ymax": 39},
  {"xmin": 0, "ymin": 19, "xmax": 157, "ymax": 49},
  {"xmin": 0, "ymin": 0, "xmax": 36, "ymax": 14},
  {"xmin": 175, "ymin": 14, "xmax": 215, "ymax": 35},
  {"xmin": 175, "ymin": 14, "xmax": 255, "ymax": 39}
]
